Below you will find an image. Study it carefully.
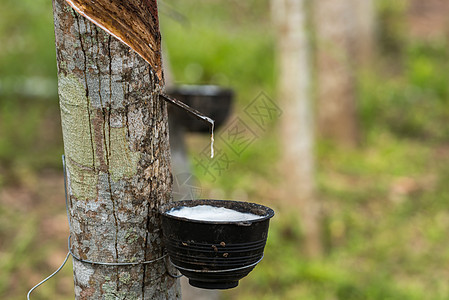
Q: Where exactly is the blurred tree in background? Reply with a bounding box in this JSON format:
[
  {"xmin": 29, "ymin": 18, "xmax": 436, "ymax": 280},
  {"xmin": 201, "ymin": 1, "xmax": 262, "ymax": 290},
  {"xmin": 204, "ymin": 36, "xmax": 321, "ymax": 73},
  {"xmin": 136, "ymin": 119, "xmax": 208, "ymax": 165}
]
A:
[
  {"xmin": 350, "ymin": 0, "xmax": 377, "ymax": 66},
  {"xmin": 314, "ymin": 0, "xmax": 361, "ymax": 147},
  {"xmin": 271, "ymin": 0, "xmax": 322, "ymax": 257}
]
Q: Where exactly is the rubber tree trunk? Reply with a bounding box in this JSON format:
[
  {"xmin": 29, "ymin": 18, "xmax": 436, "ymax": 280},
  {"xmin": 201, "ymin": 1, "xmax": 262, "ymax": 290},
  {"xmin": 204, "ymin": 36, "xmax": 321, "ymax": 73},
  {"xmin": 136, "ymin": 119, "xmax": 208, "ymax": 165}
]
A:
[
  {"xmin": 52, "ymin": 0, "xmax": 181, "ymax": 298},
  {"xmin": 314, "ymin": 0, "xmax": 360, "ymax": 147},
  {"xmin": 272, "ymin": 0, "xmax": 323, "ymax": 257}
]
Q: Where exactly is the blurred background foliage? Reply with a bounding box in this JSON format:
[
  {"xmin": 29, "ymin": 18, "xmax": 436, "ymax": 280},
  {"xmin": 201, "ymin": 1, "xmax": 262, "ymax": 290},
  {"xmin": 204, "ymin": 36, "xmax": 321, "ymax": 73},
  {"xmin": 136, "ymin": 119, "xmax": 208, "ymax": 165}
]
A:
[{"xmin": 1, "ymin": 0, "xmax": 449, "ymax": 299}]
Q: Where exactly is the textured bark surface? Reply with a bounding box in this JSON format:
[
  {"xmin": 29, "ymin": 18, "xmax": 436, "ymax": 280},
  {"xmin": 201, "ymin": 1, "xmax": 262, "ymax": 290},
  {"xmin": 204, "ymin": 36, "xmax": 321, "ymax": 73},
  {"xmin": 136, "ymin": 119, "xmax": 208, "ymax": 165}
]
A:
[
  {"xmin": 64, "ymin": 0, "xmax": 163, "ymax": 81},
  {"xmin": 314, "ymin": 0, "xmax": 360, "ymax": 147},
  {"xmin": 53, "ymin": 0, "xmax": 181, "ymax": 298},
  {"xmin": 272, "ymin": 0, "xmax": 322, "ymax": 256}
]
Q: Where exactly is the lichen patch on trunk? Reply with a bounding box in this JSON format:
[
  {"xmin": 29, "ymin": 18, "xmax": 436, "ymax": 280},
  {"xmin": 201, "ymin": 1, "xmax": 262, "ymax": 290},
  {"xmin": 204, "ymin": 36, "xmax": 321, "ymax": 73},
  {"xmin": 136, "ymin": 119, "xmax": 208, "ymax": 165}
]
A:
[
  {"xmin": 59, "ymin": 74, "xmax": 95, "ymax": 169},
  {"xmin": 108, "ymin": 126, "xmax": 141, "ymax": 181}
]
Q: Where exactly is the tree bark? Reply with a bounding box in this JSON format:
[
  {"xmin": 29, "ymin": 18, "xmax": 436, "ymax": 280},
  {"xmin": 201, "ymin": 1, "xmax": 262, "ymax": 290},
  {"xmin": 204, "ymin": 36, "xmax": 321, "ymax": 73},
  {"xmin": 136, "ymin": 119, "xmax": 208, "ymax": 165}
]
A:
[
  {"xmin": 272, "ymin": 0, "xmax": 322, "ymax": 256},
  {"xmin": 314, "ymin": 0, "xmax": 360, "ymax": 147},
  {"xmin": 53, "ymin": 0, "xmax": 181, "ymax": 298}
]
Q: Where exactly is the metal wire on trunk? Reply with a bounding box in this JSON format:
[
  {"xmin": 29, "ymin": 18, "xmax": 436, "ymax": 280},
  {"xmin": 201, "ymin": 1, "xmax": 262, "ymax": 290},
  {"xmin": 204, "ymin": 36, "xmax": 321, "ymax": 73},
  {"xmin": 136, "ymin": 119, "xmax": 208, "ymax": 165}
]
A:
[{"xmin": 26, "ymin": 155, "xmax": 182, "ymax": 299}]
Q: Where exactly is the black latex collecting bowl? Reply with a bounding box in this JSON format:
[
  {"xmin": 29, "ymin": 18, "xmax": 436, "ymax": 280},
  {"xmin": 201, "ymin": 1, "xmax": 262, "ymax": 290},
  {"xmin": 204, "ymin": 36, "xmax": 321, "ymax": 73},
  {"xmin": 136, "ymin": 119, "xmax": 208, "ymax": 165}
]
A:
[
  {"xmin": 160, "ymin": 199, "xmax": 274, "ymax": 289},
  {"xmin": 167, "ymin": 85, "xmax": 234, "ymax": 132}
]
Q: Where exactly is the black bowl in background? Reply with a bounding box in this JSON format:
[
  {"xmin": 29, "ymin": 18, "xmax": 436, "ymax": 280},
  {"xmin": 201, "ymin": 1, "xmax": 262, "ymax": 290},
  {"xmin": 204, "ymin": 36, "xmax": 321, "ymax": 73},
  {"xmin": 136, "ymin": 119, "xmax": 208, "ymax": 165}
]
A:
[
  {"xmin": 160, "ymin": 199, "xmax": 274, "ymax": 289},
  {"xmin": 167, "ymin": 85, "xmax": 234, "ymax": 133}
]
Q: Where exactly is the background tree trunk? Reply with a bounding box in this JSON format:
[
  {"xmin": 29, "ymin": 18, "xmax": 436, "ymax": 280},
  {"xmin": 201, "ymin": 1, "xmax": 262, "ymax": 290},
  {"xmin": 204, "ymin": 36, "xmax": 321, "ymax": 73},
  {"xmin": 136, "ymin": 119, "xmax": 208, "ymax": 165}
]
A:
[
  {"xmin": 350, "ymin": 0, "xmax": 376, "ymax": 65},
  {"xmin": 314, "ymin": 0, "xmax": 360, "ymax": 147},
  {"xmin": 272, "ymin": 0, "xmax": 322, "ymax": 257},
  {"xmin": 53, "ymin": 0, "xmax": 181, "ymax": 298}
]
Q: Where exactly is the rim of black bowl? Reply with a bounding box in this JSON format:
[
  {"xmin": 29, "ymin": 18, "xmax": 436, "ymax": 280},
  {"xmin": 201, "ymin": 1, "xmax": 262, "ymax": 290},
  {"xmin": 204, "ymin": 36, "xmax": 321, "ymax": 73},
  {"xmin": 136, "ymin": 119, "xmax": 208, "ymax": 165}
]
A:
[
  {"xmin": 167, "ymin": 85, "xmax": 234, "ymax": 97},
  {"xmin": 160, "ymin": 199, "xmax": 275, "ymax": 225}
]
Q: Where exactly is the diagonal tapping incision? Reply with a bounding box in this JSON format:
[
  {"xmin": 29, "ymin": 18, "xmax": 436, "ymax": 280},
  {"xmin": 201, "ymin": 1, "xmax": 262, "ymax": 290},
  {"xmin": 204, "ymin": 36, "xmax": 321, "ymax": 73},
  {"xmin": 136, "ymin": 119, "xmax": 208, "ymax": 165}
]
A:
[{"xmin": 159, "ymin": 93, "xmax": 215, "ymax": 158}]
